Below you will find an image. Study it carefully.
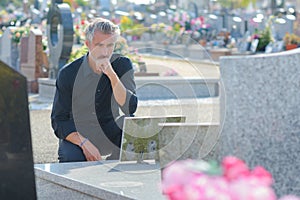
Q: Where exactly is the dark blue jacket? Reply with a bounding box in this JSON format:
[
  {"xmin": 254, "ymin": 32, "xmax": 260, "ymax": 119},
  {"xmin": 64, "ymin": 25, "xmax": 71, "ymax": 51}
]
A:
[{"xmin": 51, "ymin": 54, "xmax": 138, "ymax": 139}]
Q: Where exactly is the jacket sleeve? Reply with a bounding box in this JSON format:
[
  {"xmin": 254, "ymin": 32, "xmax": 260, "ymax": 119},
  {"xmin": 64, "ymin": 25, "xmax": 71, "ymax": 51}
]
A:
[
  {"xmin": 51, "ymin": 69, "xmax": 77, "ymax": 139},
  {"xmin": 115, "ymin": 57, "xmax": 138, "ymax": 115}
]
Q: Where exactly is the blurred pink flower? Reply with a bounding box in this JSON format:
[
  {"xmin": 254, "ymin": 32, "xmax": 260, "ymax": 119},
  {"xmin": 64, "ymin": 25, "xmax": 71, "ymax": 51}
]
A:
[
  {"xmin": 229, "ymin": 178, "xmax": 276, "ymax": 200},
  {"xmin": 161, "ymin": 156, "xmax": 299, "ymax": 200},
  {"xmin": 279, "ymin": 195, "xmax": 300, "ymax": 200},
  {"xmin": 222, "ymin": 156, "xmax": 250, "ymax": 181},
  {"xmin": 251, "ymin": 166, "xmax": 273, "ymax": 186}
]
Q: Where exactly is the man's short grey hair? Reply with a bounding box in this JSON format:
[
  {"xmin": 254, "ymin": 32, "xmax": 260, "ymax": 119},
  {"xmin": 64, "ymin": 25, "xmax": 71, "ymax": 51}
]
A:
[{"xmin": 85, "ymin": 18, "xmax": 120, "ymax": 42}]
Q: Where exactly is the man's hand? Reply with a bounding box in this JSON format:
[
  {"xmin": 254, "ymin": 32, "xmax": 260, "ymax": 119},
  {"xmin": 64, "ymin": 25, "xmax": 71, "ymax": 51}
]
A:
[
  {"xmin": 95, "ymin": 58, "xmax": 114, "ymax": 76},
  {"xmin": 95, "ymin": 58, "xmax": 127, "ymax": 106},
  {"xmin": 66, "ymin": 132, "xmax": 102, "ymax": 161},
  {"xmin": 80, "ymin": 139, "xmax": 102, "ymax": 161}
]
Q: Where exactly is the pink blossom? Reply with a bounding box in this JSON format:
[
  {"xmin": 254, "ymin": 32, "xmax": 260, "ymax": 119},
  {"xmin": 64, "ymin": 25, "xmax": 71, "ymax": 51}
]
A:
[
  {"xmin": 221, "ymin": 156, "xmax": 250, "ymax": 181},
  {"xmin": 279, "ymin": 195, "xmax": 300, "ymax": 200},
  {"xmin": 161, "ymin": 157, "xmax": 300, "ymax": 200},
  {"xmin": 162, "ymin": 160, "xmax": 205, "ymax": 200},
  {"xmin": 251, "ymin": 166, "xmax": 273, "ymax": 186},
  {"xmin": 229, "ymin": 178, "xmax": 276, "ymax": 200}
]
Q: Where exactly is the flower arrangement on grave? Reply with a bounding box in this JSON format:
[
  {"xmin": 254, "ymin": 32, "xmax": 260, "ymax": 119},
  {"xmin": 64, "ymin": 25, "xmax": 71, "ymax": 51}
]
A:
[
  {"xmin": 149, "ymin": 23, "xmax": 166, "ymax": 33},
  {"xmin": 252, "ymin": 25, "xmax": 274, "ymax": 52},
  {"xmin": 11, "ymin": 25, "xmax": 30, "ymax": 44},
  {"xmin": 161, "ymin": 156, "xmax": 300, "ymax": 200},
  {"xmin": 190, "ymin": 16, "xmax": 210, "ymax": 31},
  {"xmin": 283, "ymin": 33, "xmax": 300, "ymax": 50},
  {"xmin": 74, "ymin": 19, "xmax": 87, "ymax": 44},
  {"xmin": 68, "ymin": 45, "xmax": 88, "ymax": 62},
  {"xmin": 168, "ymin": 10, "xmax": 191, "ymax": 33},
  {"xmin": 119, "ymin": 16, "xmax": 145, "ymax": 38}
]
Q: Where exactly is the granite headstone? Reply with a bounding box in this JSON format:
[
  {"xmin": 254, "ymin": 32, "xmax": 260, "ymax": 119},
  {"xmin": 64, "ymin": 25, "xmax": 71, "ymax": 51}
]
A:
[
  {"xmin": 218, "ymin": 49, "xmax": 300, "ymax": 196},
  {"xmin": 20, "ymin": 28, "xmax": 48, "ymax": 93},
  {"xmin": 0, "ymin": 60, "xmax": 36, "ymax": 199},
  {"xmin": 0, "ymin": 27, "xmax": 20, "ymax": 71},
  {"xmin": 47, "ymin": 0, "xmax": 73, "ymax": 79}
]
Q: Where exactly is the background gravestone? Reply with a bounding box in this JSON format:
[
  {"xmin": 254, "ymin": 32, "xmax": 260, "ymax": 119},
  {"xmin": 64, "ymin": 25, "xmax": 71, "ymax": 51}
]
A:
[
  {"xmin": 0, "ymin": 60, "xmax": 36, "ymax": 199},
  {"xmin": 0, "ymin": 27, "xmax": 20, "ymax": 71},
  {"xmin": 20, "ymin": 28, "xmax": 48, "ymax": 93},
  {"xmin": 47, "ymin": 0, "xmax": 73, "ymax": 79}
]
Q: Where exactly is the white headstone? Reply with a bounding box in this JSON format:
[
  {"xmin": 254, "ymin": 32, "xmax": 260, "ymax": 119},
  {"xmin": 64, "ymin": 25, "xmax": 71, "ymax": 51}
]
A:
[{"xmin": 0, "ymin": 27, "xmax": 19, "ymax": 71}]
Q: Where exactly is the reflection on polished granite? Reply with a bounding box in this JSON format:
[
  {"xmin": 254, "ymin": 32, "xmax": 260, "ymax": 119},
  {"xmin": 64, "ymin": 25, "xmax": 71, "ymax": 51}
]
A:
[{"xmin": 35, "ymin": 160, "xmax": 166, "ymax": 200}]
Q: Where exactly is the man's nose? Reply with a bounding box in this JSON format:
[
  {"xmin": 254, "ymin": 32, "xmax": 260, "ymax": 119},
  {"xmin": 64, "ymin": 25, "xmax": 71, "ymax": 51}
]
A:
[{"xmin": 102, "ymin": 47, "xmax": 109, "ymax": 56}]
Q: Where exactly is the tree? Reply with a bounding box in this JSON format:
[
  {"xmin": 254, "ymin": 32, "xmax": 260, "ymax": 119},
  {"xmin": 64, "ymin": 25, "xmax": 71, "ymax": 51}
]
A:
[{"xmin": 217, "ymin": 0, "xmax": 257, "ymax": 9}]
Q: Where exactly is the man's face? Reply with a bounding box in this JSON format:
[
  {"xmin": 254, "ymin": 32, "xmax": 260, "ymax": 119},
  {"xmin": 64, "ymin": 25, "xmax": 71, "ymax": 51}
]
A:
[{"xmin": 86, "ymin": 31, "xmax": 118, "ymax": 62}]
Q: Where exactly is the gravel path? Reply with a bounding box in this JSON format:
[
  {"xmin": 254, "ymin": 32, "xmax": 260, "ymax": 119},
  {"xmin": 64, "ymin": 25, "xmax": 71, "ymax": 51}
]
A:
[{"xmin": 30, "ymin": 109, "xmax": 59, "ymax": 164}]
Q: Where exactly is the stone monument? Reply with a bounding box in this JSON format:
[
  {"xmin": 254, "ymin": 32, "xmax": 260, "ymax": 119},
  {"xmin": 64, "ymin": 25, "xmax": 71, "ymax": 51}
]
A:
[
  {"xmin": 20, "ymin": 28, "xmax": 48, "ymax": 93},
  {"xmin": 218, "ymin": 49, "xmax": 300, "ymax": 196},
  {"xmin": 0, "ymin": 27, "xmax": 20, "ymax": 71},
  {"xmin": 47, "ymin": 0, "xmax": 73, "ymax": 79},
  {"xmin": 0, "ymin": 60, "xmax": 36, "ymax": 199}
]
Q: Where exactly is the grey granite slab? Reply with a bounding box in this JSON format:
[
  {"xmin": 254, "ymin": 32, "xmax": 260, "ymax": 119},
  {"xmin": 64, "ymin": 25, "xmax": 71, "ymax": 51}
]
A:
[
  {"xmin": 218, "ymin": 49, "xmax": 300, "ymax": 196},
  {"xmin": 35, "ymin": 161, "xmax": 166, "ymax": 200}
]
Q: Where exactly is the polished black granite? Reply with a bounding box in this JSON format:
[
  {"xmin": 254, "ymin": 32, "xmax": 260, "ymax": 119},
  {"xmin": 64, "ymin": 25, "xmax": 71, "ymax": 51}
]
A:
[{"xmin": 0, "ymin": 61, "xmax": 36, "ymax": 199}]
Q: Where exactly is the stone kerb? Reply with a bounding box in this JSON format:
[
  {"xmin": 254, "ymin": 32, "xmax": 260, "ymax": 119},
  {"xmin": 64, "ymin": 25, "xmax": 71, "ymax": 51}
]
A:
[
  {"xmin": 218, "ymin": 48, "xmax": 300, "ymax": 196},
  {"xmin": 39, "ymin": 76, "xmax": 219, "ymax": 100},
  {"xmin": 129, "ymin": 41, "xmax": 208, "ymax": 60},
  {"xmin": 135, "ymin": 76, "xmax": 219, "ymax": 100}
]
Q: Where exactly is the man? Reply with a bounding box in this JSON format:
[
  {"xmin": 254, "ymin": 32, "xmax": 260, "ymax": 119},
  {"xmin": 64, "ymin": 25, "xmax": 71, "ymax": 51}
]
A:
[{"xmin": 51, "ymin": 18, "xmax": 138, "ymax": 162}]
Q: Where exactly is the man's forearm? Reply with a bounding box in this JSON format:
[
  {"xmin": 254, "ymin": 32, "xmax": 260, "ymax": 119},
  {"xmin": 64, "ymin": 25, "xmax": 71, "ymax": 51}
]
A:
[
  {"xmin": 65, "ymin": 132, "xmax": 86, "ymax": 146},
  {"xmin": 107, "ymin": 72, "xmax": 127, "ymax": 106}
]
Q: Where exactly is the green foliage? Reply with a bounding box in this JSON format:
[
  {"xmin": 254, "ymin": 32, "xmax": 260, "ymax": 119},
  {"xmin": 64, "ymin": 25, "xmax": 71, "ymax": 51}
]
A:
[
  {"xmin": 256, "ymin": 26, "xmax": 273, "ymax": 51},
  {"xmin": 120, "ymin": 16, "xmax": 146, "ymax": 36},
  {"xmin": 0, "ymin": 0, "xmax": 26, "ymax": 9},
  {"xmin": 114, "ymin": 36, "xmax": 129, "ymax": 55},
  {"xmin": 68, "ymin": 45, "xmax": 88, "ymax": 62},
  {"xmin": 218, "ymin": 0, "xmax": 256, "ymax": 9},
  {"xmin": 283, "ymin": 33, "xmax": 300, "ymax": 45},
  {"xmin": 11, "ymin": 26, "xmax": 30, "ymax": 44}
]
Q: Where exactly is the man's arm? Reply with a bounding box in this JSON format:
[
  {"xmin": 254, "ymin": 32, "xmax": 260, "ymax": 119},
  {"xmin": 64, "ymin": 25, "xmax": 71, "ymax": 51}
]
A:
[
  {"xmin": 51, "ymin": 67, "xmax": 102, "ymax": 161},
  {"xmin": 51, "ymin": 69, "xmax": 77, "ymax": 139},
  {"xmin": 66, "ymin": 132, "xmax": 102, "ymax": 161},
  {"xmin": 106, "ymin": 70, "xmax": 127, "ymax": 106},
  {"xmin": 100, "ymin": 57, "xmax": 138, "ymax": 115}
]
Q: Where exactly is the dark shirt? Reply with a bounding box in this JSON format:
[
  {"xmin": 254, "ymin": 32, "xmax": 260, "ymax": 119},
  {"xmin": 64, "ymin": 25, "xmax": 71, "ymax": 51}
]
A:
[{"xmin": 51, "ymin": 54, "xmax": 138, "ymax": 140}]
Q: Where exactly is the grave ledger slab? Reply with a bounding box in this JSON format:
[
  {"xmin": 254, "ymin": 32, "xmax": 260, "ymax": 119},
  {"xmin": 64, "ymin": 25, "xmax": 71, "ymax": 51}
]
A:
[{"xmin": 35, "ymin": 161, "xmax": 165, "ymax": 200}]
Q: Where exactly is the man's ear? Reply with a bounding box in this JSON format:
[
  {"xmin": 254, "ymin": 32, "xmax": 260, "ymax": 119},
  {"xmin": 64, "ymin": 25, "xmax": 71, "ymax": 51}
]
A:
[{"xmin": 85, "ymin": 40, "xmax": 89, "ymax": 48}]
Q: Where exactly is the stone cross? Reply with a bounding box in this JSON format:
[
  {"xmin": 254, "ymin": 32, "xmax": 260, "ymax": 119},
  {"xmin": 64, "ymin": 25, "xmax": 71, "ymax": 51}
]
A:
[{"xmin": 47, "ymin": 0, "xmax": 73, "ymax": 79}]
